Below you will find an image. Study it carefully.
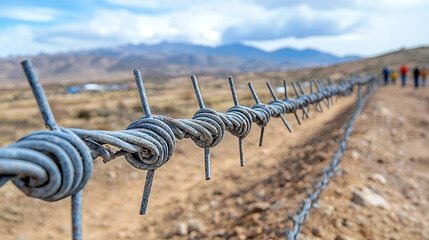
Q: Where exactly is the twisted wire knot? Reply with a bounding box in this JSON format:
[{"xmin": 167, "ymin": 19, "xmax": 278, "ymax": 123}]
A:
[
  {"xmin": 220, "ymin": 105, "xmax": 253, "ymax": 139},
  {"xmin": 250, "ymin": 103, "xmax": 271, "ymax": 128},
  {"xmin": 152, "ymin": 109, "xmax": 225, "ymax": 150},
  {"xmin": 125, "ymin": 117, "xmax": 176, "ymax": 170},
  {"xmin": 267, "ymin": 101, "xmax": 288, "ymax": 117},
  {"xmin": 295, "ymin": 95, "xmax": 310, "ymax": 108},
  {"xmin": 0, "ymin": 128, "xmax": 92, "ymax": 201},
  {"xmin": 306, "ymin": 93, "xmax": 322, "ymax": 104},
  {"xmin": 313, "ymin": 91, "xmax": 326, "ymax": 103},
  {"xmin": 282, "ymin": 98, "xmax": 299, "ymax": 113},
  {"xmin": 318, "ymin": 87, "xmax": 334, "ymax": 99},
  {"xmin": 190, "ymin": 108, "xmax": 225, "ymax": 148}
]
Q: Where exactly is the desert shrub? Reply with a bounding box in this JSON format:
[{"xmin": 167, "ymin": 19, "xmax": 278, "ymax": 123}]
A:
[
  {"xmin": 116, "ymin": 100, "xmax": 126, "ymax": 109},
  {"xmin": 182, "ymin": 89, "xmax": 195, "ymax": 100},
  {"xmin": 162, "ymin": 104, "xmax": 181, "ymax": 115},
  {"xmin": 77, "ymin": 109, "xmax": 92, "ymax": 119},
  {"xmin": 131, "ymin": 104, "xmax": 143, "ymax": 113}
]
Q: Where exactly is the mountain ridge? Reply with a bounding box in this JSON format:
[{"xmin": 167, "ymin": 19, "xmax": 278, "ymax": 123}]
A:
[
  {"xmin": 83, "ymin": 42, "xmax": 360, "ymax": 63},
  {"xmin": 0, "ymin": 42, "xmax": 360, "ymax": 83}
]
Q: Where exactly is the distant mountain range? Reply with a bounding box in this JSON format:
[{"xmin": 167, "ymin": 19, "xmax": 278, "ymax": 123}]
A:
[{"xmin": 0, "ymin": 42, "xmax": 360, "ymax": 83}]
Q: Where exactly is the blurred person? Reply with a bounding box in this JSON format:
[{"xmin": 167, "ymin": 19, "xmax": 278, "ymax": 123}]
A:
[
  {"xmin": 382, "ymin": 67, "xmax": 390, "ymax": 85},
  {"xmin": 400, "ymin": 64, "xmax": 409, "ymax": 86},
  {"xmin": 413, "ymin": 67, "xmax": 420, "ymax": 88},
  {"xmin": 391, "ymin": 71, "xmax": 398, "ymax": 85},
  {"xmin": 421, "ymin": 68, "xmax": 427, "ymax": 87}
]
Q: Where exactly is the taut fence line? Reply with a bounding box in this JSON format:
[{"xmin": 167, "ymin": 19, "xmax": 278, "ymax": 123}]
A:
[
  {"xmin": 286, "ymin": 75, "xmax": 378, "ymax": 239},
  {"xmin": 0, "ymin": 60, "xmax": 379, "ymax": 239}
]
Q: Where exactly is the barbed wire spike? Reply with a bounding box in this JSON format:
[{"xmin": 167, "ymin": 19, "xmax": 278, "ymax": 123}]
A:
[
  {"xmin": 294, "ymin": 205, "xmax": 300, "ymax": 215},
  {"xmin": 309, "ymin": 81, "xmax": 318, "ymax": 112},
  {"xmin": 313, "ymin": 79, "xmax": 330, "ymax": 108},
  {"xmin": 310, "ymin": 80, "xmax": 323, "ymax": 112},
  {"xmin": 21, "ymin": 59, "xmax": 84, "ymax": 240},
  {"xmin": 248, "ymin": 82, "xmax": 266, "ymax": 147},
  {"xmin": 228, "ymin": 76, "xmax": 246, "ymax": 167},
  {"xmin": 297, "ymin": 81, "xmax": 315, "ymax": 114},
  {"xmin": 300, "ymin": 196, "xmax": 306, "ymax": 207},
  {"xmin": 318, "ymin": 79, "xmax": 333, "ymax": 106},
  {"xmin": 327, "ymin": 78, "xmax": 336, "ymax": 105},
  {"xmin": 310, "ymin": 80, "xmax": 323, "ymax": 113},
  {"xmin": 21, "ymin": 60, "xmax": 59, "ymax": 131},
  {"xmin": 305, "ymin": 187, "xmax": 312, "ymax": 197},
  {"xmin": 298, "ymin": 81, "xmax": 311, "ymax": 113},
  {"xmin": 266, "ymin": 81, "xmax": 292, "ymax": 133},
  {"xmin": 287, "ymin": 212, "xmax": 295, "ymax": 222},
  {"xmin": 133, "ymin": 69, "xmax": 156, "ymax": 216},
  {"xmin": 191, "ymin": 75, "xmax": 211, "ymax": 180},
  {"xmin": 283, "ymin": 80, "xmax": 301, "ymax": 125},
  {"xmin": 291, "ymin": 81, "xmax": 310, "ymax": 119},
  {"xmin": 296, "ymin": 82, "xmax": 310, "ymax": 113},
  {"xmin": 326, "ymin": 79, "xmax": 335, "ymax": 105}
]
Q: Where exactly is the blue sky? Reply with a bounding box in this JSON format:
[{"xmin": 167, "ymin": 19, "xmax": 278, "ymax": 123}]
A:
[{"xmin": 0, "ymin": 0, "xmax": 428, "ymax": 58}]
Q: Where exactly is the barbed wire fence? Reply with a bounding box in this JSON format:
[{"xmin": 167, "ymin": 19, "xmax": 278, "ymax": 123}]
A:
[
  {"xmin": 285, "ymin": 76, "xmax": 379, "ymax": 240},
  {"xmin": 0, "ymin": 60, "xmax": 379, "ymax": 240}
]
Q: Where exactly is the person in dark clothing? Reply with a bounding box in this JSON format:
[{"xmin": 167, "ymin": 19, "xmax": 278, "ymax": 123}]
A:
[
  {"xmin": 382, "ymin": 67, "xmax": 390, "ymax": 85},
  {"xmin": 413, "ymin": 67, "xmax": 420, "ymax": 88}
]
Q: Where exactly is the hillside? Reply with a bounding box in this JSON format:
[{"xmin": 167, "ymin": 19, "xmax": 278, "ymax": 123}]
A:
[
  {"xmin": 0, "ymin": 42, "xmax": 359, "ymax": 83},
  {"xmin": 256, "ymin": 47, "xmax": 429, "ymax": 82},
  {"xmin": 1, "ymin": 45, "xmax": 427, "ymax": 88}
]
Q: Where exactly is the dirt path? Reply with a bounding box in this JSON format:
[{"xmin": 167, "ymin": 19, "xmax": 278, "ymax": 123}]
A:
[{"xmin": 0, "ymin": 85, "xmax": 428, "ymax": 240}]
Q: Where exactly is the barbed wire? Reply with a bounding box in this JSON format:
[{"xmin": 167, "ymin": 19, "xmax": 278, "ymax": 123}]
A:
[
  {"xmin": 0, "ymin": 60, "xmax": 377, "ymax": 240},
  {"xmin": 285, "ymin": 79, "xmax": 379, "ymax": 239}
]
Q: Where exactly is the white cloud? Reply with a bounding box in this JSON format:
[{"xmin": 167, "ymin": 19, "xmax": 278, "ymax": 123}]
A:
[
  {"xmin": 0, "ymin": 0, "xmax": 428, "ymax": 57},
  {"xmin": 354, "ymin": 0, "xmax": 429, "ymax": 11},
  {"xmin": 105, "ymin": 0, "xmax": 209, "ymax": 10},
  {"xmin": 0, "ymin": 7, "xmax": 60, "ymax": 22},
  {"xmin": 245, "ymin": 6, "xmax": 429, "ymax": 57},
  {"xmin": 0, "ymin": 25, "xmax": 60, "ymax": 57},
  {"xmin": 41, "ymin": 2, "xmax": 361, "ymax": 47},
  {"xmin": 221, "ymin": 5, "xmax": 363, "ymax": 42},
  {"xmin": 105, "ymin": 0, "xmax": 355, "ymax": 11}
]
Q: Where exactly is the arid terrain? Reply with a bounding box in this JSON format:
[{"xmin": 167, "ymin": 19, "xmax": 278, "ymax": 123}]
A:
[{"xmin": 0, "ymin": 47, "xmax": 428, "ymax": 240}]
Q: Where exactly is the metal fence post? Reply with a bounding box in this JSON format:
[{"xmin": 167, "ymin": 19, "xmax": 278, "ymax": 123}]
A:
[{"xmin": 357, "ymin": 85, "xmax": 362, "ymax": 106}]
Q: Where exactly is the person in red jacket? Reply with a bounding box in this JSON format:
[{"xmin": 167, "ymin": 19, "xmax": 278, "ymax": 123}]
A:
[
  {"xmin": 400, "ymin": 64, "xmax": 409, "ymax": 86},
  {"xmin": 422, "ymin": 68, "xmax": 427, "ymax": 87}
]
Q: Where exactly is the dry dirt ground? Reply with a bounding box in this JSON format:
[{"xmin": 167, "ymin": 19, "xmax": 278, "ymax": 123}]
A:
[{"xmin": 0, "ymin": 84, "xmax": 428, "ymax": 240}]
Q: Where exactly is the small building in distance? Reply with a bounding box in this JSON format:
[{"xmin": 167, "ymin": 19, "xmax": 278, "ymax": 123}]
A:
[{"xmin": 67, "ymin": 83, "xmax": 128, "ymax": 94}]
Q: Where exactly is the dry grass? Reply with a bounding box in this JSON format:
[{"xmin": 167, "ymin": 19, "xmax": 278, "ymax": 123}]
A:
[{"xmin": 1, "ymin": 46, "xmax": 428, "ymax": 146}]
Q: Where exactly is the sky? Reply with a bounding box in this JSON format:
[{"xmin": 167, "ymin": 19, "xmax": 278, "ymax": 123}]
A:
[{"xmin": 0, "ymin": 0, "xmax": 428, "ymax": 58}]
